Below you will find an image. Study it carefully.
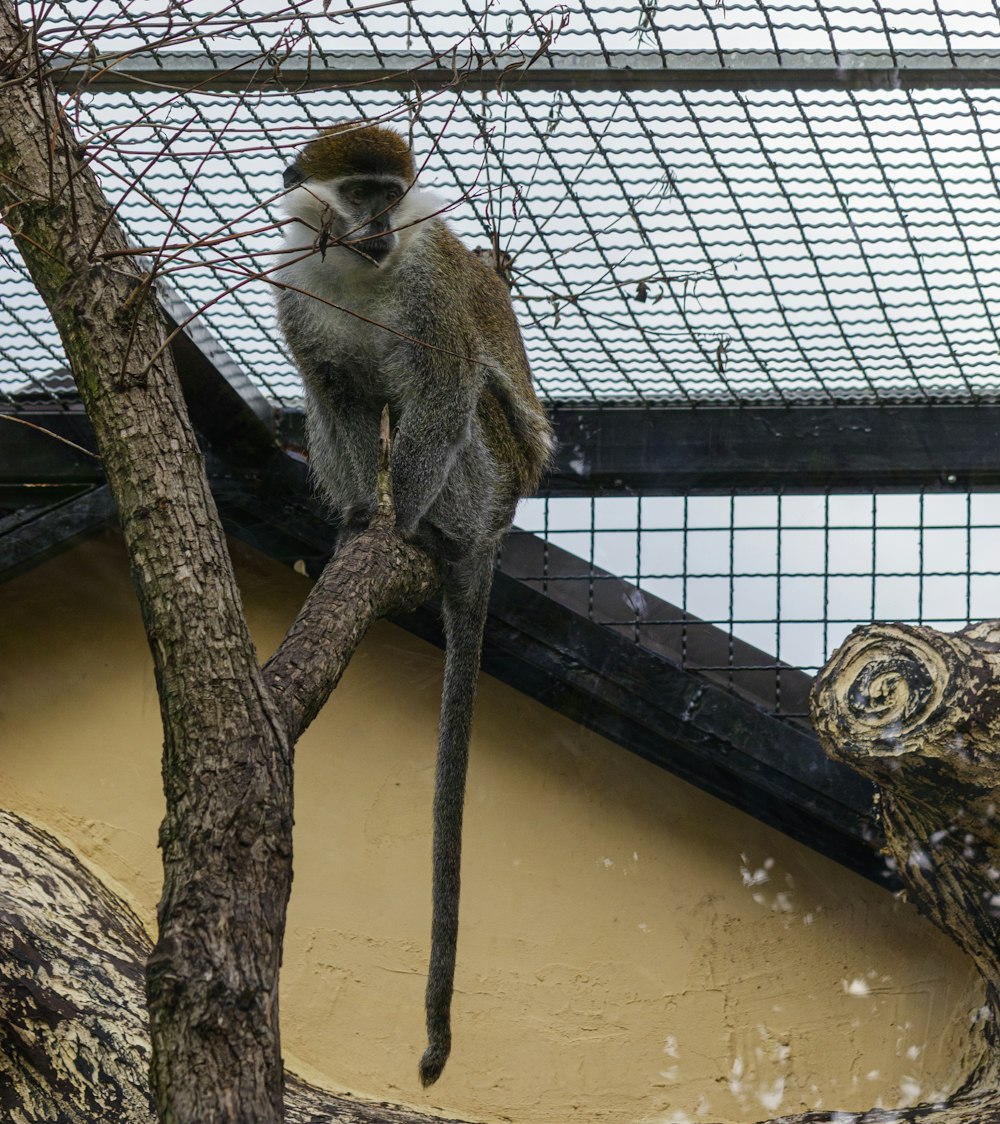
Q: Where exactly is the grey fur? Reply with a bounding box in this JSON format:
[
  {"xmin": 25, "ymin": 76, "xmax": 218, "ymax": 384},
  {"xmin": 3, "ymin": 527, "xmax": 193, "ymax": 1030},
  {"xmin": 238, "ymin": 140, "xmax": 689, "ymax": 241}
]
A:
[{"xmin": 275, "ymin": 127, "xmax": 553, "ymax": 1087}]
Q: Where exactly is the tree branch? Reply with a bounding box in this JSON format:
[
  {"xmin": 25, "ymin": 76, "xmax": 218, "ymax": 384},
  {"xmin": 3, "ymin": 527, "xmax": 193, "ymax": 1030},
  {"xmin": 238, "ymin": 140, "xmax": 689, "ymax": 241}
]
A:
[
  {"xmin": 265, "ymin": 407, "xmax": 439, "ymax": 740},
  {"xmin": 807, "ymin": 618, "xmax": 1000, "ymax": 1121},
  {"xmin": 0, "ymin": 7, "xmax": 292, "ymax": 1120},
  {"xmin": 263, "ymin": 522, "xmax": 439, "ymax": 741}
]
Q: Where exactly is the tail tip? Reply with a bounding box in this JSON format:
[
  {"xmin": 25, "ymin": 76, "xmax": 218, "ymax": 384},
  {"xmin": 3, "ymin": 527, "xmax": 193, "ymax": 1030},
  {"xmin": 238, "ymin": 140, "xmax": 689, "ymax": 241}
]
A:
[{"xmin": 419, "ymin": 1042, "xmax": 449, "ymax": 1087}]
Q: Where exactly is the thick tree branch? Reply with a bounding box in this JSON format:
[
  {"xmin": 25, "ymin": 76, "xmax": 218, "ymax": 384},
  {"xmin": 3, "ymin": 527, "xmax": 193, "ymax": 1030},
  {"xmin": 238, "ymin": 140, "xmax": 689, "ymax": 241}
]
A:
[
  {"xmin": 0, "ymin": 9, "xmax": 292, "ymax": 1120},
  {"xmin": 264, "ymin": 522, "xmax": 439, "ymax": 740},
  {"xmin": 265, "ymin": 409, "xmax": 439, "ymax": 740},
  {"xmin": 806, "ymin": 618, "xmax": 1000, "ymax": 1122},
  {"xmin": 0, "ymin": 809, "xmax": 472, "ymax": 1124}
]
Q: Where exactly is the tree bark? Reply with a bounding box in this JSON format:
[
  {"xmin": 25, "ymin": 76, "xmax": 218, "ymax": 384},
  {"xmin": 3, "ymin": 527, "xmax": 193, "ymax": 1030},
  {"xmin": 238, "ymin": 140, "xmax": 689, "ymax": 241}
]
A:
[
  {"xmin": 0, "ymin": 808, "xmax": 470, "ymax": 1124},
  {"xmin": 0, "ymin": 11, "xmax": 437, "ymax": 1122},
  {"xmin": 805, "ymin": 619, "xmax": 1000, "ymax": 1123},
  {"xmin": 0, "ymin": 10, "xmax": 293, "ymax": 1117}
]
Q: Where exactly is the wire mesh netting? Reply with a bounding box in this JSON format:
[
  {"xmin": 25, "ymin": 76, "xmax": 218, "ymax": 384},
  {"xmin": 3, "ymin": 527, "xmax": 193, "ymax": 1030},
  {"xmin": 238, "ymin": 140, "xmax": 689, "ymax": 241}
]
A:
[
  {"xmin": 10, "ymin": 82, "xmax": 1000, "ymax": 406},
  {"xmin": 7, "ymin": 0, "xmax": 1000, "ymax": 407},
  {"xmin": 6, "ymin": 0, "xmax": 1000, "ymax": 692},
  {"xmin": 506, "ymin": 490, "xmax": 1000, "ymax": 716}
]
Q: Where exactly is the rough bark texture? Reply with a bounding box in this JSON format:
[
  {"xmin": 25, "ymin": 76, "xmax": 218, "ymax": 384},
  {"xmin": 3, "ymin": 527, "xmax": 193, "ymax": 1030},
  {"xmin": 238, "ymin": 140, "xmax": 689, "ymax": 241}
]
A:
[
  {"xmin": 0, "ymin": 12, "xmax": 438, "ymax": 1122},
  {"xmin": 806, "ymin": 619, "xmax": 1000, "ymax": 1123},
  {"xmin": 0, "ymin": 10, "xmax": 294, "ymax": 1118},
  {"xmin": 265, "ymin": 413, "xmax": 439, "ymax": 740},
  {"xmin": 0, "ymin": 809, "xmax": 472, "ymax": 1124}
]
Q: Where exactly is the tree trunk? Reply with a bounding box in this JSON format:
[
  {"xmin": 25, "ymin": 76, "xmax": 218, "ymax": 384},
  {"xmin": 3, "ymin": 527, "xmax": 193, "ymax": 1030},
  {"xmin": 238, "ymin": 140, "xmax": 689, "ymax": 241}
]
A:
[
  {"xmin": 0, "ymin": 9, "xmax": 294, "ymax": 1116},
  {"xmin": 805, "ymin": 619, "xmax": 1000, "ymax": 1123},
  {"xmin": 0, "ymin": 11, "xmax": 436, "ymax": 1121}
]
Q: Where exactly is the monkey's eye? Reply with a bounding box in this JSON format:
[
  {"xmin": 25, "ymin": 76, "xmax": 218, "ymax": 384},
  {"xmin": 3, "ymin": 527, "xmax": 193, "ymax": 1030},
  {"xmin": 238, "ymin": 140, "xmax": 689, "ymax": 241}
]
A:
[{"xmin": 385, "ymin": 187, "xmax": 401, "ymax": 202}]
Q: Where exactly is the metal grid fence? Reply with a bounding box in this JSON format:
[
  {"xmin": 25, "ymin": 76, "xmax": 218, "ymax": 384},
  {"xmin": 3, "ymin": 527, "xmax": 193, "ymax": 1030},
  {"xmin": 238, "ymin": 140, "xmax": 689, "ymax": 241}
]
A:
[
  {"xmin": 6, "ymin": 0, "xmax": 1000, "ymax": 695},
  {"xmin": 509, "ymin": 489, "xmax": 1000, "ymax": 716},
  {"xmin": 6, "ymin": 1, "xmax": 1000, "ymax": 408}
]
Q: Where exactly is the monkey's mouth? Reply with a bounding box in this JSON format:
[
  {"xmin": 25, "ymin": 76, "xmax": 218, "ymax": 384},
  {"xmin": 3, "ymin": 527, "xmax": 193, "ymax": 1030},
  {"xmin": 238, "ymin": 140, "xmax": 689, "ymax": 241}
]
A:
[{"xmin": 355, "ymin": 233, "xmax": 395, "ymax": 264}]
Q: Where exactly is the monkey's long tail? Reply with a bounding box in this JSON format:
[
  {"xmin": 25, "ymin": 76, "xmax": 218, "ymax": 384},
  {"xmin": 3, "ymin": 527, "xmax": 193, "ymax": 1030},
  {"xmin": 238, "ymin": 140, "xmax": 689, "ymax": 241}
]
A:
[{"xmin": 419, "ymin": 553, "xmax": 495, "ymax": 1088}]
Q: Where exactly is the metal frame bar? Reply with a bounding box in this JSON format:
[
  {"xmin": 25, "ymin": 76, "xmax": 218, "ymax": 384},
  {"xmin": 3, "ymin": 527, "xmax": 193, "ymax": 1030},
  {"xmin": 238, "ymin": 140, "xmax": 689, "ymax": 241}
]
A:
[
  {"xmin": 0, "ymin": 485, "xmax": 116, "ymax": 582},
  {"xmin": 48, "ymin": 48, "xmax": 1000, "ymax": 93},
  {"xmin": 18, "ymin": 402, "xmax": 1000, "ymax": 497},
  {"xmin": 273, "ymin": 404, "xmax": 1000, "ymax": 495},
  {"xmin": 545, "ymin": 405, "xmax": 1000, "ymax": 495},
  {"xmin": 402, "ymin": 571, "xmax": 890, "ymax": 889}
]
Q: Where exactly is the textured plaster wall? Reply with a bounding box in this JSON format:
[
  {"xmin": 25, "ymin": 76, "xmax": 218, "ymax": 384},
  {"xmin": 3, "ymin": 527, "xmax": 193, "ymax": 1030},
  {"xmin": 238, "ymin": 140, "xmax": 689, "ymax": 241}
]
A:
[{"xmin": 0, "ymin": 531, "xmax": 985, "ymax": 1124}]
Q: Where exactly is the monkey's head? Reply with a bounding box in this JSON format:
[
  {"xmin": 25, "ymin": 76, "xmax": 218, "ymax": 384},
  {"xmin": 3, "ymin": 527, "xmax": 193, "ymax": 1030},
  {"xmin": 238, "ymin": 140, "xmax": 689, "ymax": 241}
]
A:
[{"xmin": 283, "ymin": 121, "xmax": 422, "ymax": 266}]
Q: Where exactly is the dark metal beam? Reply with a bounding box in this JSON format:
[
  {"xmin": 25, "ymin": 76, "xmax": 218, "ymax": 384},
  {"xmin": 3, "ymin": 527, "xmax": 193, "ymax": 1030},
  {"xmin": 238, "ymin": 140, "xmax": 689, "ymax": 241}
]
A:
[
  {"xmin": 48, "ymin": 48, "xmax": 1000, "ymax": 94},
  {"xmin": 0, "ymin": 408, "xmax": 100, "ymax": 485},
  {"xmin": 159, "ymin": 287, "xmax": 278, "ymax": 462},
  {"xmin": 546, "ymin": 404, "xmax": 1000, "ymax": 495},
  {"xmin": 12, "ymin": 402, "xmax": 998, "ymax": 497},
  {"xmin": 0, "ymin": 485, "xmax": 116, "ymax": 582},
  {"xmin": 278, "ymin": 403, "xmax": 1000, "ymax": 496}
]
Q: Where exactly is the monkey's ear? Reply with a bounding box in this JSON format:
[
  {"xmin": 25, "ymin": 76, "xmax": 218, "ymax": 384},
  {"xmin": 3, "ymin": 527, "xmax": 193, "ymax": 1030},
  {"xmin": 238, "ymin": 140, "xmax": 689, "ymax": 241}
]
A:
[{"xmin": 283, "ymin": 162, "xmax": 305, "ymax": 189}]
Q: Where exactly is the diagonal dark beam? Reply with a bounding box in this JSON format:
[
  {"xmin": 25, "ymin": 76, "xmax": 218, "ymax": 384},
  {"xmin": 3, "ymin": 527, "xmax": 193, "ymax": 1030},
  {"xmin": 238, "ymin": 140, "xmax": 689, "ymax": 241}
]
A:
[
  {"xmin": 0, "ymin": 405, "xmax": 101, "ymax": 486},
  {"xmin": 0, "ymin": 485, "xmax": 116, "ymax": 582},
  {"xmin": 158, "ymin": 287, "xmax": 278, "ymax": 461},
  {"xmin": 212, "ymin": 462, "xmax": 890, "ymax": 887},
  {"xmin": 401, "ymin": 571, "xmax": 890, "ymax": 889}
]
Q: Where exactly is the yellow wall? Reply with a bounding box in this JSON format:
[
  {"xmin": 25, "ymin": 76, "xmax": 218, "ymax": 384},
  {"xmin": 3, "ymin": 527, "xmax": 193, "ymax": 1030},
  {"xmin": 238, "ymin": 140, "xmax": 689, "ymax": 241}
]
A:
[{"xmin": 0, "ymin": 531, "xmax": 984, "ymax": 1124}]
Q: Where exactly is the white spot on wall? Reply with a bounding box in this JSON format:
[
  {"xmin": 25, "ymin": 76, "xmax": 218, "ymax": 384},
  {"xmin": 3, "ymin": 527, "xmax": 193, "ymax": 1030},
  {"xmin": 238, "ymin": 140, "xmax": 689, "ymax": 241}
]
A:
[{"xmin": 757, "ymin": 1076, "xmax": 785, "ymax": 1112}]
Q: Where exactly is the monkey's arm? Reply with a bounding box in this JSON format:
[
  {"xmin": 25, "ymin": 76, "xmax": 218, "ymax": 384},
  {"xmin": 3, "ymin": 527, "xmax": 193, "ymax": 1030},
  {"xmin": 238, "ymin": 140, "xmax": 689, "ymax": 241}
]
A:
[{"xmin": 388, "ymin": 356, "xmax": 485, "ymax": 535}]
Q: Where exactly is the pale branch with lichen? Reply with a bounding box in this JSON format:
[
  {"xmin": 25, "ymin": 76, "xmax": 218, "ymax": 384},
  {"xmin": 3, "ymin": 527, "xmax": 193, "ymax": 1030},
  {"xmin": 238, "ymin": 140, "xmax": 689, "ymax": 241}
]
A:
[
  {"xmin": 800, "ymin": 619, "xmax": 1000, "ymax": 1123},
  {"xmin": 0, "ymin": 809, "xmax": 470, "ymax": 1124}
]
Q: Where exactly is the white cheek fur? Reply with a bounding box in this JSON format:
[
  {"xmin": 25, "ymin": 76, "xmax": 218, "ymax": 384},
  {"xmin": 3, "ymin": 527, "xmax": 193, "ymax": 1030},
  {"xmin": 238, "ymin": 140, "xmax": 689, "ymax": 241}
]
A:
[{"xmin": 281, "ymin": 181, "xmax": 339, "ymax": 227}]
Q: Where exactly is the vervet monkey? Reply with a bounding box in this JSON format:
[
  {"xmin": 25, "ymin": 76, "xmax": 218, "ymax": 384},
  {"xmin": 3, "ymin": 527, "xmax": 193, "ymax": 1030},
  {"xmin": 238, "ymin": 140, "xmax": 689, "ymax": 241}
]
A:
[{"xmin": 275, "ymin": 120, "xmax": 553, "ymax": 1086}]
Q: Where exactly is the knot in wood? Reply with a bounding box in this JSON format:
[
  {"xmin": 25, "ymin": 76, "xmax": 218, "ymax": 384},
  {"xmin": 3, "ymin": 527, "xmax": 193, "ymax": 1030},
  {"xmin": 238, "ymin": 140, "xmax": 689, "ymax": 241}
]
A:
[
  {"xmin": 846, "ymin": 651, "xmax": 937, "ymax": 731},
  {"xmin": 811, "ymin": 623, "xmax": 955, "ymax": 773}
]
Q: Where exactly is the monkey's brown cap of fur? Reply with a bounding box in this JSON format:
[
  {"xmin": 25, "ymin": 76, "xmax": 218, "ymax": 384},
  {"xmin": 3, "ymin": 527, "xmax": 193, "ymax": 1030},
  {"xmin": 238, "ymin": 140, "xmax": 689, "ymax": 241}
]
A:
[{"xmin": 296, "ymin": 121, "xmax": 415, "ymax": 182}]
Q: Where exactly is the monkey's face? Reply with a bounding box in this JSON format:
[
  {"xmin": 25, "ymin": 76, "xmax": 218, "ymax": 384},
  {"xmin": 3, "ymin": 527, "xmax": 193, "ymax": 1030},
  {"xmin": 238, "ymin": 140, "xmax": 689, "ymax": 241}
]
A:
[{"xmin": 283, "ymin": 165, "xmax": 408, "ymax": 266}]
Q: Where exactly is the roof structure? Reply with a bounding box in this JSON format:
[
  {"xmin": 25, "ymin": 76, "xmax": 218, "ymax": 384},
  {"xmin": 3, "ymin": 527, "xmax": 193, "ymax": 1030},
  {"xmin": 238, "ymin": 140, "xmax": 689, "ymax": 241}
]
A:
[{"xmin": 9, "ymin": 0, "xmax": 1000, "ymax": 886}]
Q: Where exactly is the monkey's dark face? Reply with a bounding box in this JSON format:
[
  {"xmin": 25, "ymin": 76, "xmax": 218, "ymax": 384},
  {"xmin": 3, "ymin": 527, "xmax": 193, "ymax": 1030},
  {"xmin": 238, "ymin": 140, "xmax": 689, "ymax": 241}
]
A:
[
  {"xmin": 284, "ymin": 165, "xmax": 408, "ymax": 266},
  {"xmin": 332, "ymin": 175, "xmax": 405, "ymax": 263}
]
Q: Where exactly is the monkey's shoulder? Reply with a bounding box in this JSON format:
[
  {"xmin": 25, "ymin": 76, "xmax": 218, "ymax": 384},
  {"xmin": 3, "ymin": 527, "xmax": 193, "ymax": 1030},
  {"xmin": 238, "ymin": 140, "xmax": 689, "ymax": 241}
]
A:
[{"xmin": 397, "ymin": 224, "xmax": 531, "ymax": 369}]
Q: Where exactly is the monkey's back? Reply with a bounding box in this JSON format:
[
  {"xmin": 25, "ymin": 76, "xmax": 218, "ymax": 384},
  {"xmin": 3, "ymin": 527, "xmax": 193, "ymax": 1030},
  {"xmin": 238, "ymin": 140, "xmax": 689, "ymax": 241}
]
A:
[{"xmin": 412, "ymin": 224, "xmax": 553, "ymax": 503}]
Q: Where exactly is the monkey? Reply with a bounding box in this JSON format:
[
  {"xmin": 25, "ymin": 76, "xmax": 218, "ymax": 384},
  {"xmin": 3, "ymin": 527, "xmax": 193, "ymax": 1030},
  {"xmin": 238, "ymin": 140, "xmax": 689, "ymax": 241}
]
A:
[{"xmin": 274, "ymin": 120, "xmax": 553, "ymax": 1087}]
